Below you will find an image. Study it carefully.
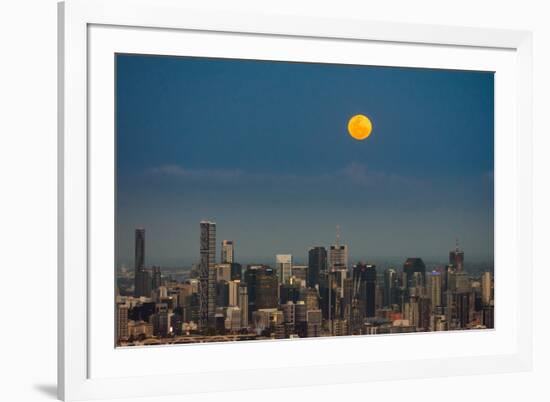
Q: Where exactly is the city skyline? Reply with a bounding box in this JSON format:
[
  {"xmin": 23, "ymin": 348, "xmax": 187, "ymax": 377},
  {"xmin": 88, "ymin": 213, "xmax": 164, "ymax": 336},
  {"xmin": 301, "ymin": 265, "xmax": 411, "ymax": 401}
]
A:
[
  {"xmin": 115, "ymin": 53, "xmax": 494, "ymax": 346},
  {"xmin": 116, "ymin": 54, "xmax": 494, "ymax": 267},
  {"xmin": 117, "ymin": 220, "xmax": 493, "ymax": 346}
]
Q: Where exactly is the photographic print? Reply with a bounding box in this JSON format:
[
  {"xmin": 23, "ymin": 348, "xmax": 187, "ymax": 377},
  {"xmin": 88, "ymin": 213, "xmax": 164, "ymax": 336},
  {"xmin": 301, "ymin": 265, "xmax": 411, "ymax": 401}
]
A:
[{"xmin": 115, "ymin": 54, "xmax": 494, "ymax": 346}]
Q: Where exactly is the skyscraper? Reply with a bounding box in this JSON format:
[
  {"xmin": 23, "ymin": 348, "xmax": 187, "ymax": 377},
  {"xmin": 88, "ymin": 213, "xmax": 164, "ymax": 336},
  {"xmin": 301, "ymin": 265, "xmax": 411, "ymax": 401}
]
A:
[
  {"xmin": 308, "ymin": 246, "xmax": 327, "ymax": 288},
  {"xmin": 134, "ymin": 228, "xmax": 151, "ymax": 297},
  {"xmin": 238, "ymin": 283, "xmax": 249, "ymax": 328},
  {"xmin": 366, "ymin": 264, "xmax": 377, "ymax": 317},
  {"xmin": 352, "ymin": 263, "xmax": 377, "ymax": 319},
  {"xmin": 256, "ymin": 267, "xmax": 278, "ymax": 310},
  {"xmin": 135, "ymin": 228, "xmax": 145, "ymax": 271},
  {"xmin": 228, "ymin": 280, "xmax": 240, "ymax": 307},
  {"xmin": 403, "ymin": 258, "xmax": 426, "ymax": 289},
  {"xmin": 329, "ymin": 245, "xmax": 348, "ymax": 271},
  {"xmin": 383, "ymin": 268, "xmax": 398, "ymax": 307},
  {"xmin": 329, "ymin": 226, "xmax": 348, "ymax": 271},
  {"xmin": 481, "ymin": 271, "xmax": 492, "ymax": 305},
  {"xmin": 116, "ymin": 303, "xmax": 129, "ymax": 342},
  {"xmin": 151, "ymin": 266, "xmax": 162, "ymax": 290},
  {"xmin": 199, "ymin": 220, "xmax": 216, "ymax": 330},
  {"xmin": 230, "ymin": 263, "xmax": 242, "ymax": 281},
  {"xmin": 449, "ymin": 239, "xmax": 465, "ymax": 272},
  {"xmin": 276, "ymin": 254, "xmax": 292, "ymax": 284},
  {"xmin": 429, "ymin": 270, "xmax": 442, "ymax": 310},
  {"xmin": 221, "ymin": 240, "xmax": 234, "ymax": 264}
]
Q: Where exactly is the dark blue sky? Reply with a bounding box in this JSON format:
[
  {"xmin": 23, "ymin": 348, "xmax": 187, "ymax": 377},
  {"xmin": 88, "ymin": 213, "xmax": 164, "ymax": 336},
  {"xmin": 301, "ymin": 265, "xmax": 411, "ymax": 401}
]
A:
[{"xmin": 116, "ymin": 54, "xmax": 494, "ymax": 267}]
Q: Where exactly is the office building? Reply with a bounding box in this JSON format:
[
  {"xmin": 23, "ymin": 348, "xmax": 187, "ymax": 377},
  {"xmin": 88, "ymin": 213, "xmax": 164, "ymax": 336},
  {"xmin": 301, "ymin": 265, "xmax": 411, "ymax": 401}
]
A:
[
  {"xmin": 352, "ymin": 263, "xmax": 377, "ymax": 318},
  {"xmin": 116, "ymin": 303, "xmax": 129, "ymax": 342},
  {"xmin": 224, "ymin": 306, "xmax": 242, "ymax": 332},
  {"xmin": 276, "ymin": 254, "xmax": 293, "ymax": 284},
  {"xmin": 291, "ymin": 265, "xmax": 308, "ymax": 284},
  {"xmin": 230, "ymin": 263, "xmax": 242, "ymax": 281},
  {"xmin": 403, "ymin": 258, "xmax": 426, "ymax": 289},
  {"xmin": 199, "ymin": 220, "xmax": 216, "ymax": 330},
  {"xmin": 238, "ymin": 283, "xmax": 249, "ymax": 328},
  {"xmin": 329, "ymin": 244, "xmax": 348, "ymax": 271},
  {"xmin": 228, "ymin": 280, "xmax": 240, "ymax": 306},
  {"xmin": 449, "ymin": 239, "xmax": 465, "ymax": 272},
  {"xmin": 221, "ymin": 240, "xmax": 234, "ymax": 264},
  {"xmin": 429, "ymin": 270, "xmax": 442, "ymax": 309},
  {"xmin": 308, "ymin": 246, "xmax": 327, "ymax": 288},
  {"xmin": 134, "ymin": 228, "xmax": 151, "ymax": 297},
  {"xmin": 481, "ymin": 271, "xmax": 493, "ymax": 305},
  {"xmin": 256, "ymin": 267, "xmax": 278, "ymax": 310},
  {"xmin": 383, "ymin": 268, "xmax": 398, "ymax": 307},
  {"xmin": 216, "ymin": 263, "xmax": 231, "ymax": 282},
  {"xmin": 134, "ymin": 228, "xmax": 145, "ymax": 271},
  {"xmin": 151, "ymin": 266, "xmax": 162, "ymax": 290}
]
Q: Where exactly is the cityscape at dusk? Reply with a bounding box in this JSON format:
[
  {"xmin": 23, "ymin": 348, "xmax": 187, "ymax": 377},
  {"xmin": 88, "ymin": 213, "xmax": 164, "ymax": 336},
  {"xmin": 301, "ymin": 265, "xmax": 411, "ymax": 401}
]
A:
[{"xmin": 115, "ymin": 54, "xmax": 494, "ymax": 346}]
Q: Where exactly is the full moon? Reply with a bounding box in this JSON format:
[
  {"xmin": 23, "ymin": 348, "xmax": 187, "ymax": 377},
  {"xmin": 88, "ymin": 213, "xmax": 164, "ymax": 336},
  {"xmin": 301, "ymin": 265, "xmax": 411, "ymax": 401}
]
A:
[{"xmin": 347, "ymin": 114, "xmax": 372, "ymax": 140}]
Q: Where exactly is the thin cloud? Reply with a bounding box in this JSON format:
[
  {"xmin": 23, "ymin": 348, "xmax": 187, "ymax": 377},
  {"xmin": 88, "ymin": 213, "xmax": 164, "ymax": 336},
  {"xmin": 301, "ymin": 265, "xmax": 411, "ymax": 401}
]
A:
[
  {"xmin": 148, "ymin": 164, "xmax": 244, "ymax": 180},
  {"xmin": 146, "ymin": 162, "xmax": 421, "ymax": 188}
]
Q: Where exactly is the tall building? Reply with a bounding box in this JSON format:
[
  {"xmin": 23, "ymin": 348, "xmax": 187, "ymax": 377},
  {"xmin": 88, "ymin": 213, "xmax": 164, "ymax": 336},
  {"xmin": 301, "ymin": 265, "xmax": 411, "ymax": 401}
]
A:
[
  {"xmin": 224, "ymin": 306, "xmax": 242, "ymax": 332},
  {"xmin": 383, "ymin": 268, "xmax": 398, "ymax": 307},
  {"xmin": 151, "ymin": 266, "xmax": 162, "ymax": 290},
  {"xmin": 449, "ymin": 239, "xmax": 465, "ymax": 272},
  {"xmin": 329, "ymin": 245, "xmax": 348, "ymax": 271},
  {"xmin": 306, "ymin": 309, "xmax": 322, "ymax": 337},
  {"xmin": 276, "ymin": 254, "xmax": 292, "ymax": 284},
  {"xmin": 403, "ymin": 258, "xmax": 426, "ymax": 289},
  {"xmin": 308, "ymin": 246, "xmax": 327, "ymax": 288},
  {"xmin": 429, "ymin": 270, "xmax": 442, "ymax": 310},
  {"xmin": 481, "ymin": 271, "xmax": 492, "ymax": 305},
  {"xmin": 116, "ymin": 303, "xmax": 129, "ymax": 342},
  {"xmin": 352, "ymin": 263, "xmax": 376, "ymax": 318},
  {"xmin": 230, "ymin": 263, "xmax": 242, "ymax": 281},
  {"xmin": 256, "ymin": 267, "xmax": 278, "ymax": 310},
  {"xmin": 221, "ymin": 240, "xmax": 234, "ymax": 264},
  {"xmin": 300, "ymin": 287, "xmax": 320, "ymax": 311},
  {"xmin": 199, "ymin": 220, "xmax": 216, "ymax": 330},
  {"xmin": 245, "ymin": 265, "xmax": 263, "ymax": 318},
  {"xmin": 291, "ymin": 265, "xmax": 308, "ymax": 284},
  {"xmin": 228, "ymin": 280, "xmax": 240, "ymax": 306},
  {"xmin": 134, "ymin": 270, "xmax": 152, "ymax": 298},
  {"xmin": 455, "ymin": 292, "xmax": 471, "ymax": 328},
  {"xmin": 329, "ymin": 226, "xmax": 348, "ymax": 271},
  {"xmin": 238, "ymin": 283, "xmax": 249, "ymax": 328},
  {"xmin": 151, "ymin": 303, "xmax": 170, "ymax": 337},
  {"xmin": 216, "ymin": 263, "xmax": 231, "ymax": 282},
  {"xmin": 135, "ymin": 228, "xmax": 145, "ymax": 271},
  {"xmin": 216, "ymin": 280, "xmax": 229, "ymax": 307},
  {"xmin": 365, "ymin": 264, "xmax": 377, "ymax": 318},
  {"xmin": 134, "ymin": 228, "xmax": 151, "ymax": 297}
]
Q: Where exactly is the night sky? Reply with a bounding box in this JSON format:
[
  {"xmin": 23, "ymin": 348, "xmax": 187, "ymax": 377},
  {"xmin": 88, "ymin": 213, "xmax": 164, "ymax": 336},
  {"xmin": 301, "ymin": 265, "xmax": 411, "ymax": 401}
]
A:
[{"xmin": 116, "ymin": 54, "xmax": 494, "ymax": 267}]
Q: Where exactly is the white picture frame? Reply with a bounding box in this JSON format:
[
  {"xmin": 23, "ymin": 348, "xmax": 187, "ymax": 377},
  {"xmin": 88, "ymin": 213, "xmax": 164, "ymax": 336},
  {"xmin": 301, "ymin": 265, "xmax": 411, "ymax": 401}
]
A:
[{"xmin": 58, "ymin": 0, "xmax": 533, "ymax": 400}]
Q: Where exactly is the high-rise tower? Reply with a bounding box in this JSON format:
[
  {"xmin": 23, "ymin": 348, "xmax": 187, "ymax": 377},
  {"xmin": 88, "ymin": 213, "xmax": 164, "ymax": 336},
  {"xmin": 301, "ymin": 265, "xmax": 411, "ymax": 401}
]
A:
[
  {"xmin": 221, "ymin": 240, "xmax": 234, "ymax": 264},
  {"xmin": 429, "ymin": 270, "xmax": 442, "ymax": 310},
  {"xmin": 199, "ymin": 220, "xmax": 216, "ymax": 330},
  {"xmin": 133, "ymin": 228, "xmax": 151, "ymax": 297},
  {"xmin": 329, "ymin": 226, "xmax": 348, "ymax": 271},
  {"xmin": 134, "ymin": 228, "xmax": 145, "ymax": 271},
  {"xmin": 481, "ymin": 271, "xmax": 492, "ymax": 305},
  {"xmin": 276, "ymin": 254, "xmax": 292, "ymax": 284},
  {"xmin": 383, "ymin": 268, "xmax": 398, "ymax": 307},
  {"xmin": 449, "ymin": 239, "xmax": 465, "ymax": 272},
  {"xmin": 403, "ymin": 258, "xmax": 426, "ymax": 289},
  {"xmin": 308, "ymin": 246, "xmax": 327, "ymax": 288}
]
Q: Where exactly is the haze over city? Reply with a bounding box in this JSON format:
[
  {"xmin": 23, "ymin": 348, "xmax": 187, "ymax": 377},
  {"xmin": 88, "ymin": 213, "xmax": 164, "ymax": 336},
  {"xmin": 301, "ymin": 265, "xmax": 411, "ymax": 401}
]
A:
[{"xmin": 116, "ymin": 54, "xmax": 494, "ymax": 268}]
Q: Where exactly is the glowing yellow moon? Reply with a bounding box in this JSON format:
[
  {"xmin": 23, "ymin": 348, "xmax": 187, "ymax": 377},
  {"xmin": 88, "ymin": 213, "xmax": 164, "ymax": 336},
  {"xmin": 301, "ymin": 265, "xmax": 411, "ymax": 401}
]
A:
[{"xmin": 347, "ymin": 114, "xmax": 372, "ymax": 140}]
